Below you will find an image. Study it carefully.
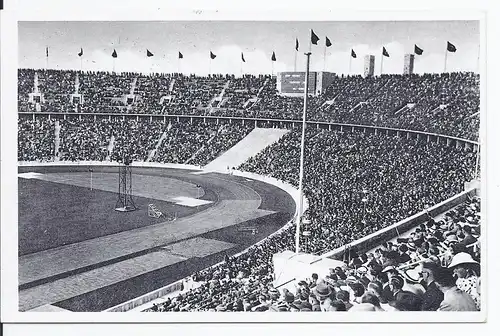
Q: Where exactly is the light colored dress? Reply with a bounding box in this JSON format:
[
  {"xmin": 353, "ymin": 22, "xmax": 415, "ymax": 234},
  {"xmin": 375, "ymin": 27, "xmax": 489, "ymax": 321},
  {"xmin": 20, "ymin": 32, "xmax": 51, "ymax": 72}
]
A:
[{"xmin": 456, "ymin": 275, "xmax": 480, "ymax": 310}]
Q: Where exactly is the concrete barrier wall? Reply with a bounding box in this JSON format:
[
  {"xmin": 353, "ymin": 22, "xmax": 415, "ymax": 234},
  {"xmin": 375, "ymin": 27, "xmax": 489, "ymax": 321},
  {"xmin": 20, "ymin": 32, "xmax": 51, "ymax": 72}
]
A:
[
  {"xmin": 321, "ymin": 188, "xmax": 478, "ymax": 260},
  {"xmin": 105, "ymin": 280, "xmax": 184, "ymax": 313},
  {"xmin": 18, "ymin": 160, "xmax": 203, "ymax": 171}
]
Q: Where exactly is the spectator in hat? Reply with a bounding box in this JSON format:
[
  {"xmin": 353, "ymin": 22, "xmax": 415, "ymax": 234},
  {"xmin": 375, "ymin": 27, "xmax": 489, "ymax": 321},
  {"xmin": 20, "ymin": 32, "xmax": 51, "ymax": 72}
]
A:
[
  {"xmin": 434, "ymin": 267, "xmax": 477, "ymax": 311},
  {"xmin": 448, "ymin": 252, "xmax": 481, "ymax": 310},
  {"xmin": 401, "ymin": 267, "xmax": 426, "ymax": 298},
  {"xmin": 313, "ymin": 282, "xmax": 333, "ymax": 311},
  {"xmin": 419, "ymin": 262, "xmax": 445, "ymax": 311}
]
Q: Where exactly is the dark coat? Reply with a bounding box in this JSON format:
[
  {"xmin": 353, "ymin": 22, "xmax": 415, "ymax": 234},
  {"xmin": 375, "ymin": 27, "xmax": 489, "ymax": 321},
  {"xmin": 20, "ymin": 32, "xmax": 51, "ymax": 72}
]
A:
[{"xmin": 421, "ymin": 281, "xmax": 444, "ymax": 311}]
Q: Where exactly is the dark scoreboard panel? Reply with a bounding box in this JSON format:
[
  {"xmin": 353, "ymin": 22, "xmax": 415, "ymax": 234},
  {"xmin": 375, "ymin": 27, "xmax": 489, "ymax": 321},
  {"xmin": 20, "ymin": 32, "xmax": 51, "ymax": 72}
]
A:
[{"xmin": 279, "ymin": 72, "xmax": 317, "ymax": 95}]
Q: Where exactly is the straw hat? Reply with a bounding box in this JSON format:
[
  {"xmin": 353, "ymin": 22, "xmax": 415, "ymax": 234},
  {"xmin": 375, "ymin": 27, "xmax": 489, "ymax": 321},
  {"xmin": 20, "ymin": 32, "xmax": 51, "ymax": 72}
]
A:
[{"xmin": 447, "ymin": 252, "xmax": 479, "ymax": 269}]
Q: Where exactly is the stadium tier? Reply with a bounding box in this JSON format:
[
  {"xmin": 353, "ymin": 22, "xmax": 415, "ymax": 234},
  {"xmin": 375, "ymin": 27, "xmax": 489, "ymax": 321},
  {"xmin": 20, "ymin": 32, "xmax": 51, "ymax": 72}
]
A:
[{"xmin": 18, "ymin": 69, "xmax": 479, "ymax": 140}]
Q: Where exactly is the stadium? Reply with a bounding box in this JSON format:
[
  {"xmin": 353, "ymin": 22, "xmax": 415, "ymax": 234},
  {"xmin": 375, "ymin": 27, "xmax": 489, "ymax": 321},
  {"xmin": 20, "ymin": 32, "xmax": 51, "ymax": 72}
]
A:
[{"xmin": 17, "ymin": 21, "xmax": 482, "ymax": 313}]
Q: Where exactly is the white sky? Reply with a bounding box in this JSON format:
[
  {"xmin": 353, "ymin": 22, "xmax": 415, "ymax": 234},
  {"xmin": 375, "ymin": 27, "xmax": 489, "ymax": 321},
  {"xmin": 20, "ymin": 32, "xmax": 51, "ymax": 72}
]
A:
[{"xmin": 18, "ymin": 21, "xmax": 479, "ymax": 76}]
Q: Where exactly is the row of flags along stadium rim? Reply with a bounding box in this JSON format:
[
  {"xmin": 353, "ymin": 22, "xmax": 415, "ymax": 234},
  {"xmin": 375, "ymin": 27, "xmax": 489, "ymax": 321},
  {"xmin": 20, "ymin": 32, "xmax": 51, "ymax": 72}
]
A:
[
  {"xmin": 42, "ymin": 30, "xmax": 459, "ymax": 74},
  {"xmin": 44, "ymin": 31, "xmax": 457, "ymax": 61}
]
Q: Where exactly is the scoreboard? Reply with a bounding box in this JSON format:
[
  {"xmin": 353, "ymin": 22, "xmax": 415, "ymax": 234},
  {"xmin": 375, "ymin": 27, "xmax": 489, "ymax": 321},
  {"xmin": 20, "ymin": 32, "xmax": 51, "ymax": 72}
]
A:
[{"xmin": 276, "ymin": 71, "xmax": 335, "ymax": 97}]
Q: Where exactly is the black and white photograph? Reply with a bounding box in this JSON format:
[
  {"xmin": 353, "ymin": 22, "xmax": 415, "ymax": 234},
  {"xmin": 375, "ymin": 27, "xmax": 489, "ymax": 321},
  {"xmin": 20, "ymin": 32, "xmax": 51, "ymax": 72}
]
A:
[{"xmin": 0, "ymin": 1, "xmax": 494, "ymax": 328}]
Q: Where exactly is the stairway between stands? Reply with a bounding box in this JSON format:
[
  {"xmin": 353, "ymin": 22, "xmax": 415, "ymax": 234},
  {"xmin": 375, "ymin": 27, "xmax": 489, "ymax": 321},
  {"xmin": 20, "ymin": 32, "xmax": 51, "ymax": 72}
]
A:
[{"xmin": 203, "ymin": 127, "xmax": 290, "ymax": 172}]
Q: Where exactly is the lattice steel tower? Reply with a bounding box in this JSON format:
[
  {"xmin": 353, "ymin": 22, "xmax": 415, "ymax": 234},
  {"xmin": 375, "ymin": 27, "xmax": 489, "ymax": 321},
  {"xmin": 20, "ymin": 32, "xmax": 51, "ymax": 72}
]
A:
[{"xmin": 115, "ymin": 156, "xmax": 137, "ymax": 212}]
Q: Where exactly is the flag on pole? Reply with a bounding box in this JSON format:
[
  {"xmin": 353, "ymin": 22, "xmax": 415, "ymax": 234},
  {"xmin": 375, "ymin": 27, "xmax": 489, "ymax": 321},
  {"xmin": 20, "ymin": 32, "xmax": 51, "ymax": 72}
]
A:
[
  {"xmin": 78, "ymin": 48, "xmax": 83, "ymax": 57},
  {"xmin": 146, "ymin": 49, "xmax": 154, "ymax": 57},
  {"xmin": 295, "ymin": 38, "xmax": 299, "ymax": 51},
  {"xmin": 241, "ymin": 52, "xmax": 246, "ymax": 62},
  {"xmin": 112, "ymin": 49, "xmax": 118, "ymax": 58},
  {"xmin": 178, "ymin": 51, "xmax": 184, "ymax": 59},
  {"xmin": 414, "ymin": 44, "xmax": 423, "ymax": 55},
  {"xmin": 382, "ymin": 47, "xmax": 390, "ymax": 57},
  {"xmin": 311, "ymin": 30, "xmax": 320, "ymax": 45},
  {"xmin": 46, "ymin": 46, "xmax": 49, "ymax": 57},
  {"xmin": 210, "ymin": 51, "xmax": 217, "ymax": 59},
  {"xmin": 447, "ymin": 41, "xmax": 457, "ymax": 52},
  {"xmin": 351, "ymin": 49, "xmax": 357, "ymax": 58},
  {"xmin": 325, "ymin": 36, "xmax": 332, "ymax": 47},
  {"xmin": 271, "ymin": 51, "xmax": 276, "ymax": 61}
]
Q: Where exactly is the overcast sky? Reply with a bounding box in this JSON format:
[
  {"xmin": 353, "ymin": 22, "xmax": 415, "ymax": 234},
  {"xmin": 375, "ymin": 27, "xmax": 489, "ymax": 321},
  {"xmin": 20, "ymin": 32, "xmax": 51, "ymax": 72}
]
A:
[{"xmin": 18, "ymin": 21, "xmax": 480, "ymax": 75}]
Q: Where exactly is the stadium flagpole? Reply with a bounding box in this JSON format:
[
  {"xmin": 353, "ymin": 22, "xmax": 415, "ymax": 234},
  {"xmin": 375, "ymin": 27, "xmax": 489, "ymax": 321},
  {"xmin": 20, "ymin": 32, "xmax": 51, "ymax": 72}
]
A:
[
  {"xmin": 349, "ymin": 54, "xmax": 352, "ymax": 74},
  {"xmin": 45, "ymin": 46, "xmax": 49, "ymax": 69},
  {"xmin": 295, "ymin": 52, "xmax": 312, "ymax": 255}
]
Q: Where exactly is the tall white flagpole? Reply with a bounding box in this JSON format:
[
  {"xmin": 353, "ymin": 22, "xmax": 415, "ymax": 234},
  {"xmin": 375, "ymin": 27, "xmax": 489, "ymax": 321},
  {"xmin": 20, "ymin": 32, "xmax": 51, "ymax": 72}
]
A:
[{"xmin": 295, "ymin": 52, "xmax": 312, "ymax": 255}]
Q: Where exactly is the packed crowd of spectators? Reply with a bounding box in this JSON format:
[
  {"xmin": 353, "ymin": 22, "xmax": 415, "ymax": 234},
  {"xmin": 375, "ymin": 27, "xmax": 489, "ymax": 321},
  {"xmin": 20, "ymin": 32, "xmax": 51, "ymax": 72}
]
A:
[
  {"xmin": 219, "ymin": 75, "xmax": 268, "ymax": 109},
  {"xmin": 146, "ymin": 194, "xmax": 480, "ymax": 312},
  {"xmin": 170, "ymin": 74, "xmax": 228, "ymax": 110},
  {"xmin": 241, "ymin": 129, "xmax": 476, "ymax": 254},
  {"xmin": 133, "ymin": 74, "xmax": 173, "ymax": 114},
  {"xmin": 78, "ymin": 71, "xmax": 136, "ymax": 113},
  {"xmin": 110, "ymin": 119, "xmax": 165, "ymax": 162},
  {"xmin": 18, "ymin": 69, "xmax": 479, "ymax": 139},
  {"xmin": 18, "ymin": 69, "xmax": 36, "ymax": 112},
  {"xmin": 18, "ymin": 117, "xmax": 252, "ymax": 165},
  {"xmin": 58, "ymin": 117, "xmax": 116, "ymax": 161},
  {"xmin": 153, "ymin": 122, "xmax": 251, "ymax": 165},
  {"xmin": 18, "ymin": 117, "xmax": 55, "ymax": 161},
  {"xmin": 37, "ymin": 69, "xmax": 77, "ymax": 113}
]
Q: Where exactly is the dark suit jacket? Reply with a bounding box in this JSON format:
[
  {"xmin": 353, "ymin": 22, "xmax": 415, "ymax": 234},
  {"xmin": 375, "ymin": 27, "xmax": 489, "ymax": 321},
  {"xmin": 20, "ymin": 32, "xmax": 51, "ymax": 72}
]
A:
[{"xmin": 421, "ymin": 281, "xmax": 444, "ymax": 311}]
